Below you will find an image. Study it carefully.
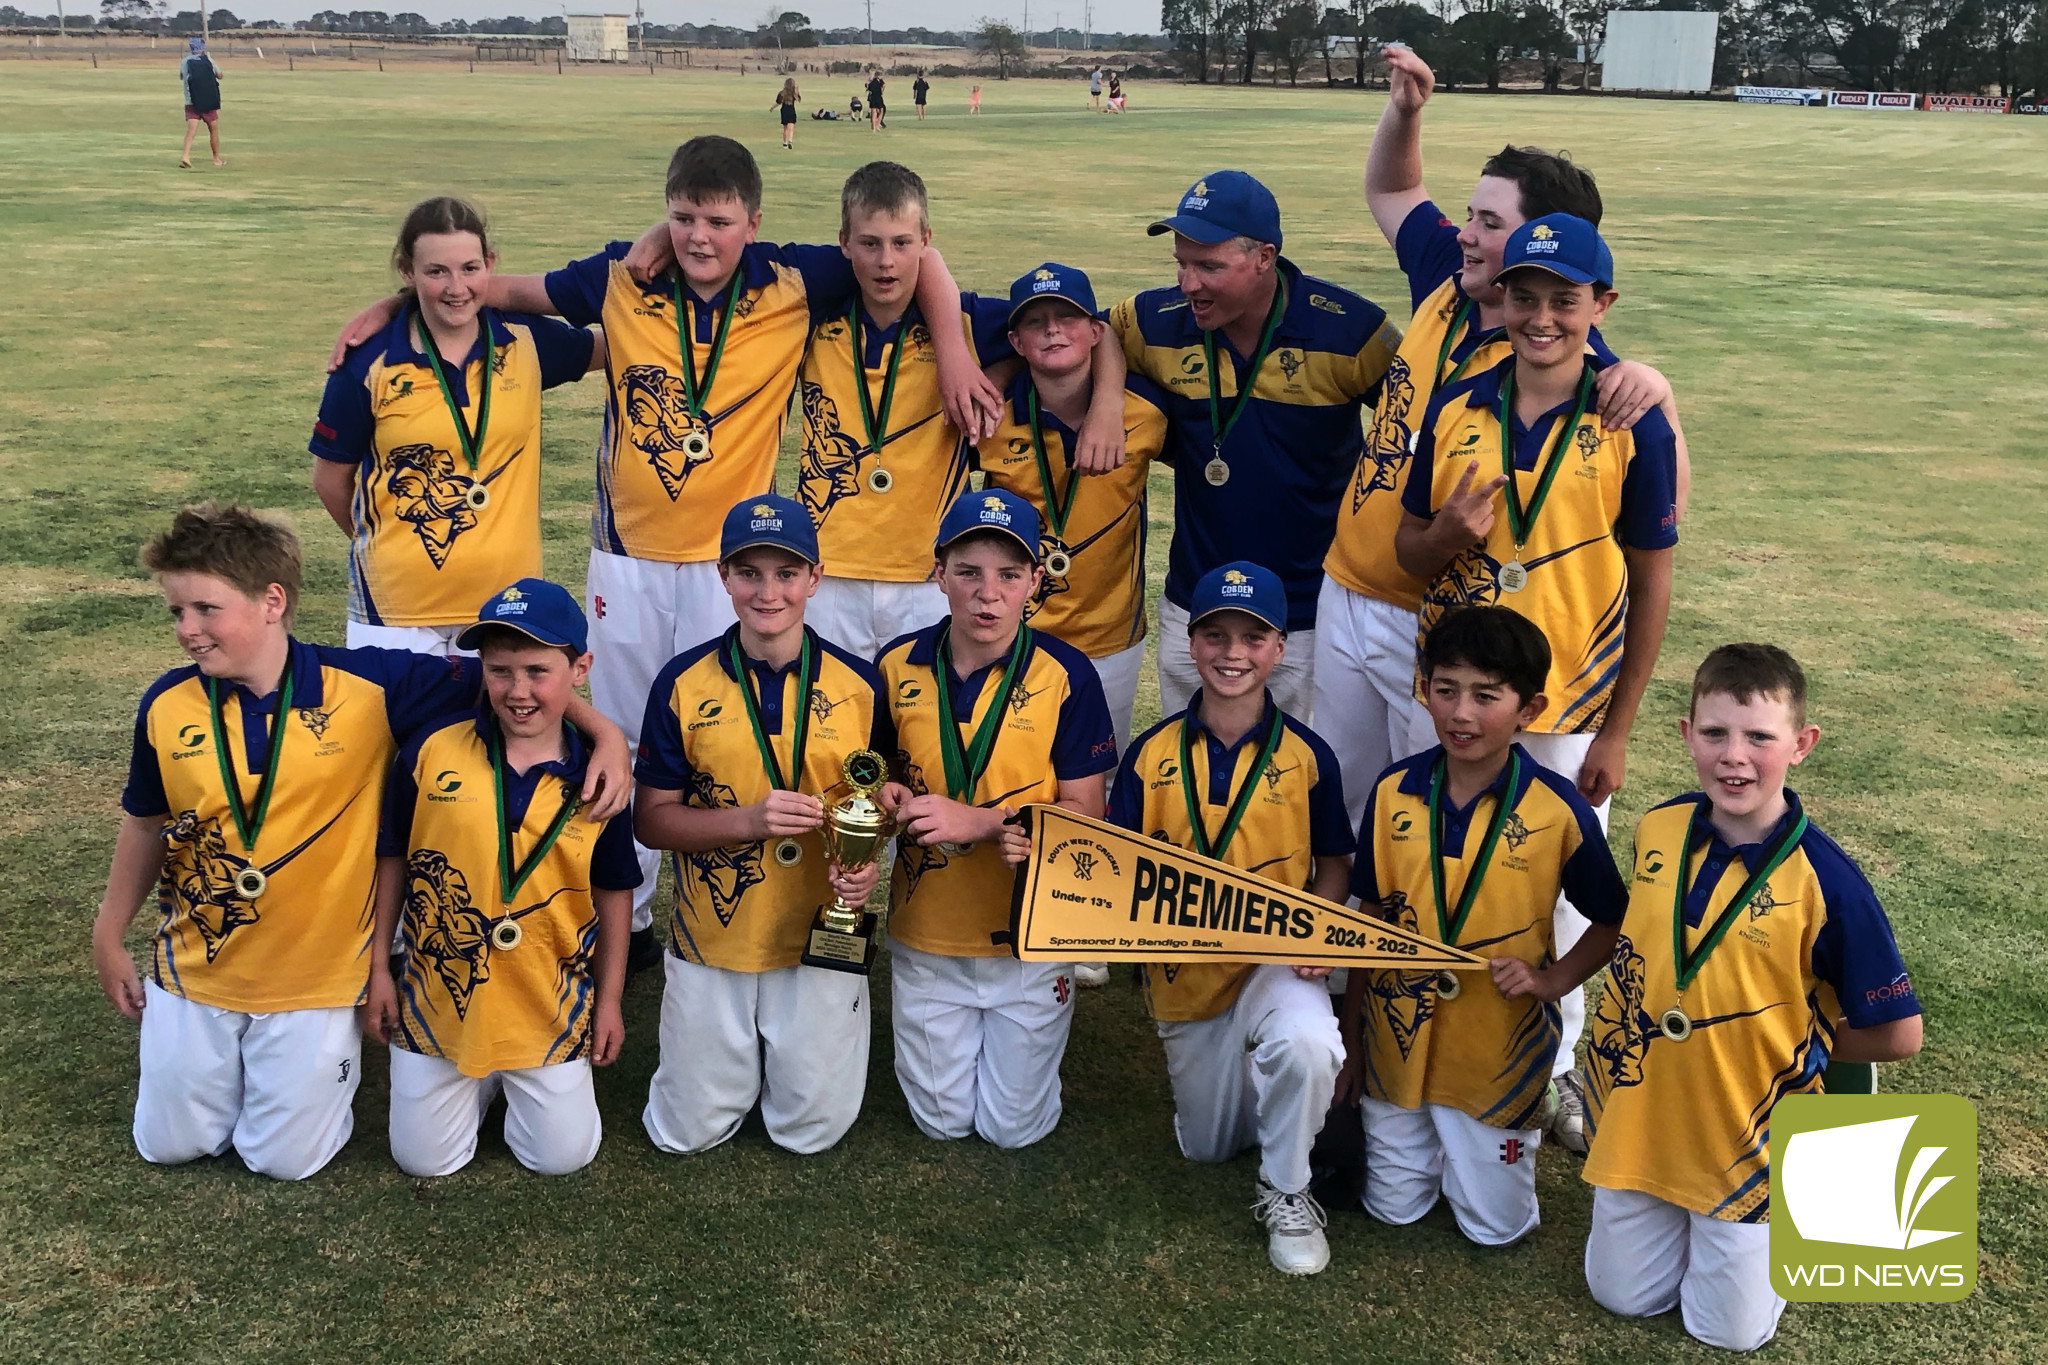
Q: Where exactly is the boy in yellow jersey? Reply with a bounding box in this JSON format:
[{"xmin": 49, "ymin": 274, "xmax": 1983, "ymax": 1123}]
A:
[
  {"xmin": 1323, "ymin": 44, "xmax": 1685, "ymax": 841},
  {"xmin": 1107, "ymin": 561, "xmax": 1353, "ymax": 1277},
  {"xmin": 361, "ymin": 580, "xmax": 639, "ymax": 1177},
  {"xmin": 311, "ymin": 196, "xmax": 604, "ymax": 655},
  {"xmin": 91, "ymin": 504, "xmax": 629, "ymax": 1180},
  {"xmin": 876, "ymin": 489, "xmax": 1117, "ymax": 1148},
  {"xmin": 979, "ymin": 262, "xmax": 1169, "ymax": 752},
  {"xmin": 1341, "ymin": 607, "xmax": 1625, "ymax": 1246},
  {"xmin": 1582, "ymin": 645, "xmax": 1921, "ymax": 1351},
  {"xmin": 1395, "ymin": 213, "xmax": 1678, "ymax": 1149},
  {"xmin": 633, "ymin": 495, "xmax": 890, "ymax": 1155},
  {"xmin": 797, "ymin": 162, "xmax": 1013, "ymax": 659},
  {"xmin": 330, "ymin": 136, "xmax": 995, "ymax": 956}
]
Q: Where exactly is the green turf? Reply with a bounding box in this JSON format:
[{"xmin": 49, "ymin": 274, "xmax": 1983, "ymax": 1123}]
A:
[{"xmin": 2, "ymin": 66, "xmax": 2044, "ymax": 1363}]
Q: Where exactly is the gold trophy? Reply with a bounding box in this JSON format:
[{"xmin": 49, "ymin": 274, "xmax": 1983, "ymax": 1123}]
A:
[{"xmin": 801, "ymin": 749, "xmax": 894, "ymax": 975}]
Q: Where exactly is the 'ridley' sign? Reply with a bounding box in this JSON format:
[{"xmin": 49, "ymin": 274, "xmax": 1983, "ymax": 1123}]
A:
[{"xmin": 1007, "ymin": 804, "xmax": 1485, "ymax": 971}]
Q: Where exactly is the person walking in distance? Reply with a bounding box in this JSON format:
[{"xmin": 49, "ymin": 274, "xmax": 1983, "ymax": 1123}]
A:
[{"xmin": 180, "ymin": 37, "xmax": 224, "ymax": 169}]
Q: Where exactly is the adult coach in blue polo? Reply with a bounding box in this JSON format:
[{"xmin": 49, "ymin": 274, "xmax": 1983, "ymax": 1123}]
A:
[{"xmin": 1107, "ymin": 171, "xmax": 1400, "ymax": 716}]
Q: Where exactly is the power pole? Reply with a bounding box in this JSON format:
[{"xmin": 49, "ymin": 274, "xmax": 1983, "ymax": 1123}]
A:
[
  {"xmin": 201, "ymin": 0, "xmax": 209, "ymax": 41},
  {"xmin": 865, "ymin": 0, "xmax": 873, "ymax": 56},
  {"xmin": 634, "ymin": 0, "xmax": 643, "ymax": 52},
  {"xmin": 1052, "ymin": 11, "xmax": 1059, "ymax": 48},
  {"xmin": 1082, "ymin": 0, "xmax": 1090, "ymax": 51},
  {"xmin": 1022, "ymin": 0, "xmax": 1029, "ymax": 51}
]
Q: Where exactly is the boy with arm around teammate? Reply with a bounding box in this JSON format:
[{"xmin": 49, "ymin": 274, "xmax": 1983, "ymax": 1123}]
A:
[
  {"xmin": 360, "ymin": 580, "xmax": 639, "ymax": 1177},
  {"xmin": 1580, "ymin": 644, "xmax": 1921, "ymax": 1351},
  {"xmin": 877, "ymin": 488, "xmax": 1117, "ymax": 1149},
  {"xmin": 1341, "ymin": 606, "xmax": 1626, "ymax": 1247},
  {"xmin": 1107, "ymin": 560, "xmax": 1353, "ymax": 1277}
]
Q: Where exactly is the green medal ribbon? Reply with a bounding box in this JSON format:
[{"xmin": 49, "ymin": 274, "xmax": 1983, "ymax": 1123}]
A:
[
  {"xmin": 673, "ymin": 271, "xmax": 742, "ymax": 422},
  {"xmin": 1496, "ymin": 360, "xmax": 1595, "ymax": 553},
  {"xmin": 849, "ymin": 300, "xmax": 912, "ymax": 457},
  {"xmin": 1025, "ymin": 386, "xmax": 1081, "ymax": 544},
  {"xmin": 728, "ymin": 631, "xmax": 817, "ymax": 793},
  {"xmin": 415, "ymin": 311, "xmax": 494, "ymax": 474},
  {"xmin": 1177, "ymin": 702, "xmax": 1285, "ymax": 863},
  {"xmin": 931, "ymin": 623, "xmax": 1035, "ymax": 803},
  {"xmin": 1424, "ymin": 748, "xmax": 1522, "ymax": 946},
  {"xmin": 1201, "ymin": 278, "xmax": 1287, "ymax": 459},
  {"xmin": 488, "ymin": 724, "xmax": 582, "ymax": 904},
  {"xmin": 205, "ymin": 669, "xmax": 294, "ymax": 854},
  {"xmin": 1669, "ymin": 801, "xmax": 1810, "ymax": 995},
  {"xmin": 1431, "ymin": 295, "xmax": 1476, "ymax": 389}
]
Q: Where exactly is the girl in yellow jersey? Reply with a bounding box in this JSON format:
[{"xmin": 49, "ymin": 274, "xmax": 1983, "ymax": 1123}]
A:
[{"xmin": 311, "ymin": 197, "xmax": 605, "ymax": 656}]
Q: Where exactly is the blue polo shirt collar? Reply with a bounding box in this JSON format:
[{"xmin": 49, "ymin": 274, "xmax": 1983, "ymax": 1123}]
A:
[
  {"xmin": 469, "ymin": 704, "xmax": 590, "ymax": 825},
  {"xmin": 388, "ymin": 304, "xmax": 512, "ymax": 370},
  {"xmin": 711, "ymin": 624, "xmax": 816, "ymax": 735},
  {"xmin": 212, "ymin": 636, "xmax": 326, "ymax": 712},
  {"xmin": 1184, "ymin": 689, "xmax": 1279, "ymax": 805},
  {"xmin": 1395, "ymin": 743, "xmax": 1537, "ymax": 856},
  {"xmin": 1679, "ymin": 790, "xmax": 1808, "ymax": 926},
  {"xmin": 906, "ymin": 619, "xmax": 1032, "ymax": 720},
  {"xmin": 1002, "ymin": 369, "xmax": 1084, "ymax": 434}
]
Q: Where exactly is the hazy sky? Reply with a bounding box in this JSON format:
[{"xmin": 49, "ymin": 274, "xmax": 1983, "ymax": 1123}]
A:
[{"xmin": 210, "ymin": 2, "xmax": 1166, "ymax": 37}]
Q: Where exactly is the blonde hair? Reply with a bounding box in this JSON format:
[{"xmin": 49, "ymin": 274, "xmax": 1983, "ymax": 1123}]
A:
[
  {"xmin": 779, "ymin": 77, "xmax": 799, "ymax": 103},
  {"xmin": 141, "ymin": 501, "xmax": 303, "ymax": 626}
]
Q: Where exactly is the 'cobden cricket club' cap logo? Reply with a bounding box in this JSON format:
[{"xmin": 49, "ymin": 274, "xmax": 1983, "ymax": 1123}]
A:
[
  {"xmin": 1770, "ymin": 1094, "xmax": 1977, "ymax": 1302},
  {"xmin": 1531, "ymin": 224, "xmax": 1555, "ymax": 241},
  {"xmin": 719, "ymin": 492, "xmax": 817, "ymax": 564}
]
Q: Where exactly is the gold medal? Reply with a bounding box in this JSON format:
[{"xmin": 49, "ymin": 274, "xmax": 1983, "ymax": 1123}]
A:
[
  {"xmin": 490, "ymin": 918, "xmax": 523, "ymax": 952},
  {"xmin": 1433, "ymin": 969, "xmax": 1462, "ymax": 1000},
  {"xmin": 1658, "ymin": 1005, "xmax": 1693, "ymax": 1043},
  {"xmin": 1204, "ymin": 457, "xmax": 1230, "ymax": 487},
  {"xmin": 866, "ymin": 466, "xmax": 893, "ymax": 494},
  {"xmin": 1498, "ymin": 559, "xmax": 1528, "ymax": 593},
  {"xmin": 682, "ymin": 429, "xmax": 711, "ymax": 461},
  {"xmin": 1043, "ymin": 548, "xmax": 1072, "ymax": 578},
  {"xmin": 774, "ymin": 837, "xmax": 804, "ymax": 868},
  {"xmin": 233, "ymin": 866, "xmax": 267, "ymax": 901},
  {"xmin": 464, "ymin": 483, "xmax": 490, "ymax": 512}
]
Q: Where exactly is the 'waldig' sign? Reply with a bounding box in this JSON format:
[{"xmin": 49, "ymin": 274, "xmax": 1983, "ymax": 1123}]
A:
[{"xmin": 1007, "ymin": 805, "xmax": 1484, "ymax": 971}]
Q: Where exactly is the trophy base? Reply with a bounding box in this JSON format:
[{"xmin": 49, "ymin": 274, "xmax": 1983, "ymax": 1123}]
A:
[{"xmin": 800, "ymin": 909, "xmax": 878, "ymax": 976}]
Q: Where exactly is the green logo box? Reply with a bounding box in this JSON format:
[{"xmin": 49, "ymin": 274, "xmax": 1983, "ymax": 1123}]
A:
[{"xmin": 1769, "ymin": 1094, "xmax": 1976, "ymax": 1303}]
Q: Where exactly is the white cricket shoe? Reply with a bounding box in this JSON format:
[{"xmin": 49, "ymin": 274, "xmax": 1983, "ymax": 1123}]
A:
[
  {"xmin": 1075, "ymin": 962, "xmax": 1110, "ymax": 989},
  {"xmin": 1252, "ymin": 1179, "xmax": 1330, "ymax": 1276},
  {"xmin": 1549, "ymin": 1068, "xmax": 1589, "ymax": 1154}
]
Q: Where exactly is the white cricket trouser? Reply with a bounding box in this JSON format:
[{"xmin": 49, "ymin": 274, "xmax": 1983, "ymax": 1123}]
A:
[
  {"xmin": 642, "ymin": 955, "xmax": 870, "ymax": 1155},
  {"xmin": 1155, "ymin": 596, "xmax": 1316, "ymax": 721},
  {"xmin": 1585, "ymin": 1186, "xmax": 1784, "ymax": 1353},
  {"xmin": 1361, "ymin": 1096, "xmax": 1542, "ymax": 1246},
  {"xmin": 1091, "ymin": 640, "xmax": 1146, "ymax": 755},
  {"xmin": 585, "ymin": 549, "xmax": 737, "ymax": 931},
  {"xmin": 132, "ymin": 979, "xmax": 360, "ymax": 1181},
  {"xmin": 1310, "ymin": 581, "xmax": 1435, "ymax": 833},
  {"xmin": 1155, "ymin": 964, "xmax": 1342, "ymax": 1195},
  {"xmin": 889, "ymin": 939, "xmax": 1075, "ymax": 1149},
  {"xmin": 1515, "ymin": 730, "xmax": 1609, "ymax": 1078},
  {"xmin": 805, "ymin": 574, "xmax": 946, "ymax": 662},
  {"xmin": 344, "ymin": 620, "xmax": 474, "ymax": 656},
  {"xmin": 387, "ymin": 1047, "xmax": 600, "ymax": 1177}
]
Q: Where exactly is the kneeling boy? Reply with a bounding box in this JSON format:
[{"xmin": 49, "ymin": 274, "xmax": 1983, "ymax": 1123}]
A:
[
  {"xmin": 93, "ymin": 505, "xmax": 628, "ymax": 1180},
  {"xmin": 1581, "ymin": 644, "xmax": 1922, "ymax": 1351},
  {"xmin": 1108, "ymin": 561, "xmax": 1353, "ymax": 1276},
  {"xmin": 1343, "ymin": 606, "xmax": 1625, "ymax": 1245},
  {"xmin": 361, "ymin": 580, "xmax": 638, "ymax": 1176},
  {"xmin": 879, "ymin": 488, "xmax": 1116, "ymax": 1148},
  {"xmin": 635, "ymin": 494, "xmax": 889, "ymax": 1155}
]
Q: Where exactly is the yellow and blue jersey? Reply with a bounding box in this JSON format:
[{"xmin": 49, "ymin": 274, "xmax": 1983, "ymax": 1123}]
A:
[
  {"xmin": 380, "ymin": 710, "xmax": 641, "ymax": 1077},
  {"xmin": 1107, "ymin": 693, "xmax": 1353, "ymax": 1022},
  {"xmin": 545, "ymin": 240, "xmax": 856, "ymax": 564},
  {"xmin": 311, "ymin": 306, "xmax": 594, "ymax": 627},
  {"xmin": 879, "ymin": 621, "xmax": 1117, "ymax": 957},
  {"xmin": 1403, "ymin": 354, "xmax": 1679, "ymax": 734},
  {"xmin": 1351, "ymin": 745, "xmax": 1625, "ymax": 1128},
  {"xmin": 634, "ymin": 625, "xmax": 890, "ymax": 972},
  {"xmin": 1584, "ymin": 793, "xmax": 1920, "ymax": 1221},
  {"xmin": 978, "ymin": 371, "xmax": 1171, "ymax": 658},
  {"xmin": 1107, "ymin": 257, "xmax": 1401, "ymax": 631},
  {"xmin": 120, "ymin": 639, "xmax": 481, "ymax": 1013},
  {"xmin": 799, "ymin": 292, "xmax": 1012, "ymax": 581}
]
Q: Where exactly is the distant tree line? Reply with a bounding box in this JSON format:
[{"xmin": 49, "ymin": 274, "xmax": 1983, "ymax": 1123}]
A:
[{"xmin": 1161, "ymin": 0, "xmax": 2048, "ymax": 97}]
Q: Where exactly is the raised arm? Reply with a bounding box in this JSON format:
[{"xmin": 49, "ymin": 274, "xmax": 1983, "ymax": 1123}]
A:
[
  {"xmin": 916, "ymin": 247, "xmax": 1004, "ymax": 442},
  {"xmin": 1071, "ymin": 337, "xmax": 1130, "ymax": 475},
  {"xmin": 1364, "ymin": 45, "xmax": 1438, "ymax": 248},
  {"xmin": 325, "ymin": 274, "xmax": 557, "ymax": 372}
]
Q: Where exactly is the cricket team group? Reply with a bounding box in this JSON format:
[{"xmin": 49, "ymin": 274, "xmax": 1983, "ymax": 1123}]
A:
[{"xmin": 91, "ymin": 48, "xmax": 1924, "ymax": 1351}]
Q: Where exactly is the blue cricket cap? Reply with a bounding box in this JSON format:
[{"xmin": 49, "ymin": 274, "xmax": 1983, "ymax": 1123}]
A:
[
  {"xmin": 1494, "ymin": 213, "xmax": 1614, "ymax": 289},
  {"xmin": 935, "ymin": 487, "xmax": 1040, "ymax": 561},
  {"xmin": 1007, "ymin": 262, "xmax": 1098, "ymax": 327},
  {"xmin": 1148, "ymin": 170, "xmax": 1283, "ymax": 249},
  {"xmin": 1188, "ymin": 561, "xmax": 1286, "ymax": 635},
  {"xmin": 719, "ymin": 492, "xmax": 819, "ymax": 564},
  {"xmin": 458, "ymin": 578, "xmax": 588, "ymax": 654}
]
